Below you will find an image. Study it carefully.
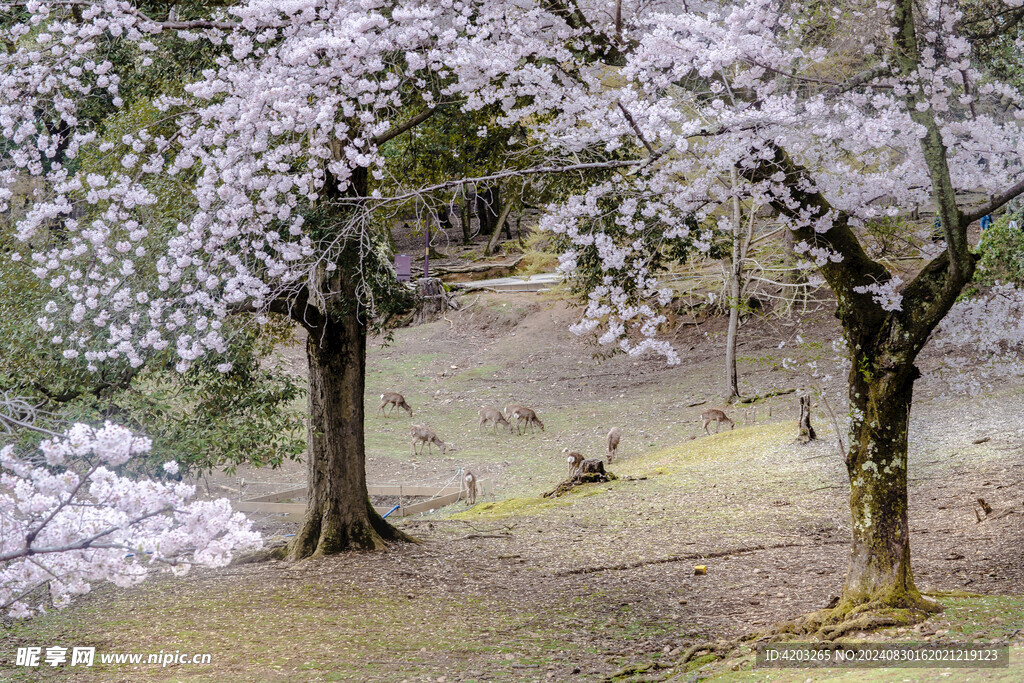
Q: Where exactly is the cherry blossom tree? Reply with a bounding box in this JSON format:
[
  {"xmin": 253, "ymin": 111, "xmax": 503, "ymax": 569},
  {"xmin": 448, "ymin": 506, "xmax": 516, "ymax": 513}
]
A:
[
  {"xmin": 1, "ymin": 419, "xmax": 261, "ymax": 618},
  {"xmin": 0, "ymin": 0, "xmax": 584, "ymax": 557},
  {"xmin": 521, "ymin": 0, "xmax": 1024, "ymax": 626}
]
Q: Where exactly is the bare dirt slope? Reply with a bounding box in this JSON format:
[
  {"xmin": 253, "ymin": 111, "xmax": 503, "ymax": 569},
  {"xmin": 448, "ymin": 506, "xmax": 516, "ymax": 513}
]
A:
[{"xmin": 4, "ymin": 290, "xmax": 1024, "ymax": 682}]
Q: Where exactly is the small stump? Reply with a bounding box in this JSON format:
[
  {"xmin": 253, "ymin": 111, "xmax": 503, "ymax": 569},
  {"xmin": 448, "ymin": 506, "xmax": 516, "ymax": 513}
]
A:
[
  {"xmin": 544, "ymin": 459, "xmax": 617, "ymax": 498},
  {"xmin": 415, "ymin": 277, "xmax": 450, "ymax": 324},
  {"xmin": 797, "ymin": 395, "xmax": 817, "ymax": 443}
]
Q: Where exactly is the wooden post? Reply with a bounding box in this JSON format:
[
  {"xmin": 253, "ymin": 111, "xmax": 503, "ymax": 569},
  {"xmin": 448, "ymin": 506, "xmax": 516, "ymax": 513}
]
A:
[{"xmin": 424, "ymin": 221, "xmax": 430, "ymax": 278}]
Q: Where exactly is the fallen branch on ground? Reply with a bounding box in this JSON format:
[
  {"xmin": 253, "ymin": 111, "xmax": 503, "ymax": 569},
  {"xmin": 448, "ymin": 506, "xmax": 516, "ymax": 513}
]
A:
[
  {"xmin": 736, "ymin": 388, "xmax": 796, "ymax": 404},
  {"xmin": 566, "ymin": 540, "xmax": 848, "ymax": 575}
]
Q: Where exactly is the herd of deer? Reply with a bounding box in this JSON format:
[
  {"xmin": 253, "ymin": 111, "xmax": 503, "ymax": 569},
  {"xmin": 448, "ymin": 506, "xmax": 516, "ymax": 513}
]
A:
[{"xmin": 378, "ymin": 390, "xmax": 737, "ymax": 506}]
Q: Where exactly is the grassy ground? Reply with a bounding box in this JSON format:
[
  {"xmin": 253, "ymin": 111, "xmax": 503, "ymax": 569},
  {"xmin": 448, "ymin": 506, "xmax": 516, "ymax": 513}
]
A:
[{"xmin": 3, "ymin": 292, "xmax": 1023, "ymax": 681}]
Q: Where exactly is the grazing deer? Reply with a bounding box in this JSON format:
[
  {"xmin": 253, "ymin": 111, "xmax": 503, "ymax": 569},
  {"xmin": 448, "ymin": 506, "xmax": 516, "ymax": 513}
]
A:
[
  {"xmin": 378, "ymin": 392, "xmax": 412, "ymax": 417},
  {"xmin": 510, "ymin": 406, "xmax": 544, "ymax": 435},
  {"xmin": 563, "ymin": 448, "xmax": 585, "ymax": 475},
  {"xmin": 503, "ymin": 403, "xmax": 524, "ymax": 421},
  {"xmin": 478, "ymin": 407, "xmax": 512, "ymax": 434},
  {"xmin": 701, "ymin": 408, "xmax": 735, "ymax": 435},
  {"xmin": 606, "ymin": 427, "xmax": 621, "ymax": 463},
  {"xmin": 463, "ymin": 470, "xmax": 478, "ymax": 506},
  {"xmin": 410, "ymin": 424, "xmax": 447, "ymax": 456}
]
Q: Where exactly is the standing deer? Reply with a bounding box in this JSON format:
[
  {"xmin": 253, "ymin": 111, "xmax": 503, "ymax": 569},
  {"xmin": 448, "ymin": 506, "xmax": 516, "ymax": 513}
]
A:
[
  {"xmin": 478, "ymin": 407, "xmax": 512, "ymax": 434},
  {"xmin": 563, "ymin": 448, "xmax": 585, "ymax": 475},
  {"xmin": 701, "ymin": 409, "xmax": 735, "ymax": 435},
  {"xmin": 606, "ymin": 427, "xmax": 621, "ymax": 463},
  {"xmin": 378, "ymin": 392, "xmax": 413, "ymax": 417},
  {"xmin": 410, "ymin": 424, "xmax": 447, "ymax": 455},
  {"xmin": 510, "ymin": 406, "xmax": 544, "ymax": 435},
  {"xmin": 463, "ymin": 470, "xmax": 478, "ymax": 505}
]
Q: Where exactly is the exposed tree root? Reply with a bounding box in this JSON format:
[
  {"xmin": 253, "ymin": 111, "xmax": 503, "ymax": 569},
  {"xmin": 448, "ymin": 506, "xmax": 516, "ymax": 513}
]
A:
[
  {"xmin": 606, "ymin": 593, "xmax": 946, "ymax": 681},
  {"xmin": 603, "ymin": 660, "xmax": 671, "ymax": 681},
  {"xmin": 678, "ymin": 640, "xmax": 730, "ymax": 666},
  {"xmin": 771, "ymin": 594, "xmax": 941, "ymax": 641}
]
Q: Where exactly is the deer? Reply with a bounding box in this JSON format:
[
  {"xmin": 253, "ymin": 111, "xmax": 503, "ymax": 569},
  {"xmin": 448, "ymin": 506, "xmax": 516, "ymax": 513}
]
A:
[
  {"xmin": 606, "ymin": 427, "xmax": 621, "ymax": 463},
  {"xmin": 378, "ymin": 392, "xmax": 412, "ymax": 417},
  {"xmin": 478, "ymin": 406, "xmax": 512, "ymax": 434},
  {"xmin": 509, "ymin": 406, "xmax": 544, "ymax": 435},
  {"xmin": 563, "ymin": 448, "xmax": 585, "ymax": 475},
  {"xmin": 701, "ymin": 408, "xmax": 735, "ymax": 435},
  {"xmin": 503, "ymin": 403, "xmax": 524, "ymax": 421},
  {"xmin": 463, "ymin": 470, "xmax": 478, "ymax": 506},
  {"xmin": 410, "ymin": 424, "xmax": 447, "ymax": 456}
]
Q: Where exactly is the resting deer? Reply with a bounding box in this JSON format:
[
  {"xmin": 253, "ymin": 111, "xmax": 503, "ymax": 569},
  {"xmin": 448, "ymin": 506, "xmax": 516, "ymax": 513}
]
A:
[
  {"xmin": 463, "ymin": 470, "xmax": 478, "ymax": 505},
  {"xmin": 378, "ymin": 392, "xmax": 412, "ymax": 417},
  {"xmin": 606, "ymin": 427, "xmax": 621, "ymax": 463},
  {"xmin": 701, "ymin": 408, "xmax": 735, "ymax": 435},
  {"xmin": 478, "ymin": 407, "xmax": 512, "ymax": 434},
  {"xmin": 563, "ymin": 448, "xmax": 585, "ymax": 475},
  {"xmin": 510, "ymin": 406, "xmax": 544, "ymax": 435},
  {"xmin": 410, "ymin": 424, "xmax": 447, "ymax": 455}
]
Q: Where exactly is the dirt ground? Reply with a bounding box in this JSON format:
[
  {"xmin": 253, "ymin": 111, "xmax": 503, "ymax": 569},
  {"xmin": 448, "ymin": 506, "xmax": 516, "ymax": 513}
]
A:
[{"xmin": 4, "ymin": 289, "xmax": 1024, "ymax": 682}]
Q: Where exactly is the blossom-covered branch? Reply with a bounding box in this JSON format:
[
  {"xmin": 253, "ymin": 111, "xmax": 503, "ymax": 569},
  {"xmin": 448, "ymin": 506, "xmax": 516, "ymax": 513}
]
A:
[{"xmin": 1, "ymin": 422, "xmax": 261, "ymax": 617}]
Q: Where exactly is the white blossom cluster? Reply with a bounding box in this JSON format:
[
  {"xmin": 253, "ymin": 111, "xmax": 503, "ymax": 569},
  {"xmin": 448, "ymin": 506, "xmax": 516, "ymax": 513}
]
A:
[
  {"xmin": 930, "ymin": 282, "xmax": 1024, "ymax": 393},
  {"xmin": 527, "ymin": 0, "xmax": 1024, "ymax": 358},
  {"xmin": 0, "ymin": 0, "xmax": 573, "ymax": 368},
  {"xmin": 1, "ymin": 422, "xmax": 262, "ymax": 618},
  {"xmin": 853, "ymin": 276, "xmax": 905, "ymax": 311},
  {"xmin": 1, "ymin": 0, "xmax": 1023, "ymax": 366}
]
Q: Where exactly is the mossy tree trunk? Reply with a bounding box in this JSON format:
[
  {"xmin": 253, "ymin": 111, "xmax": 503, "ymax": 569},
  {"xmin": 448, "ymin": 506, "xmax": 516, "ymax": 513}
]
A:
[
  {"xmin": 735, "ymin": 0, "xmax": 1024, "ymax": 607},
  {"xmin": 744, "ymin": 145, "xmax": 1022, "ymax": 613},
  {"xmin": 841, "ymin": 357, "xmax": 921, "ymax": 606}
]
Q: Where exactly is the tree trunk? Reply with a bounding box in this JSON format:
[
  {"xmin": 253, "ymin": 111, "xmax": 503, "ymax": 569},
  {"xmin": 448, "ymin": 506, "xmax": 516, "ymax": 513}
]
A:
[
  {"xmin": 460, "ymin": 200, "xmax": 474, "ymax": 243},
  {"xmin": 283, "ymin": 160, "xmax": 412, "ymax": 558},
  {"xmin": 840, "ymin": 365, "xmax": 925, "ymax": 608},
  {"xmin": 724, "ymin": 171, "xmax": 742, "ymax": 401},
  {"xmin": 286, "ymin": 304, "xmax": 412, "ymax": 558},
  {"xmin": 485, "ymin": 200, "xmax": 515, "ymax": 256},
  {"xmin": 473, "ymin": 187, "xmax": 491, "ymax": 236}
]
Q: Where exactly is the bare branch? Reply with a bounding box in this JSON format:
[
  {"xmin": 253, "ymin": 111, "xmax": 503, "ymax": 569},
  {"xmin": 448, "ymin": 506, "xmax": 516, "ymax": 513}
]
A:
[{"xmin": 369, "ymin": 157, "xmax": 647, "ymax": 205}]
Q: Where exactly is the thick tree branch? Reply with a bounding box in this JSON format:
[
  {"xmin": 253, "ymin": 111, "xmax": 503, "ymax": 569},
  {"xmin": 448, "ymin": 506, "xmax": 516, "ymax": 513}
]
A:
[
  {"xmin": 822, "ymin": 65, "xmax": 892, "ymax": 97},
  {"xmin": 0, "ymin": 507, "xmax": 171, "ymax": 563},
  {"xmin": 371, "ymin": 106, "xmax": 439, "ymax": 147},
  {"xmin": 887, "ymin": 0, "xmax": 975, "ymax": 349},
  {"xmin": 961, "ymin": 178, "xmax": 1024, "ymax": 226},
  {"xmin": 739, "ymin": 143, "xmax": 890, "ymax": 336},
  {"xmin": 228, "ymin": 285, "xmax": 325, "ymax": 331}
]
